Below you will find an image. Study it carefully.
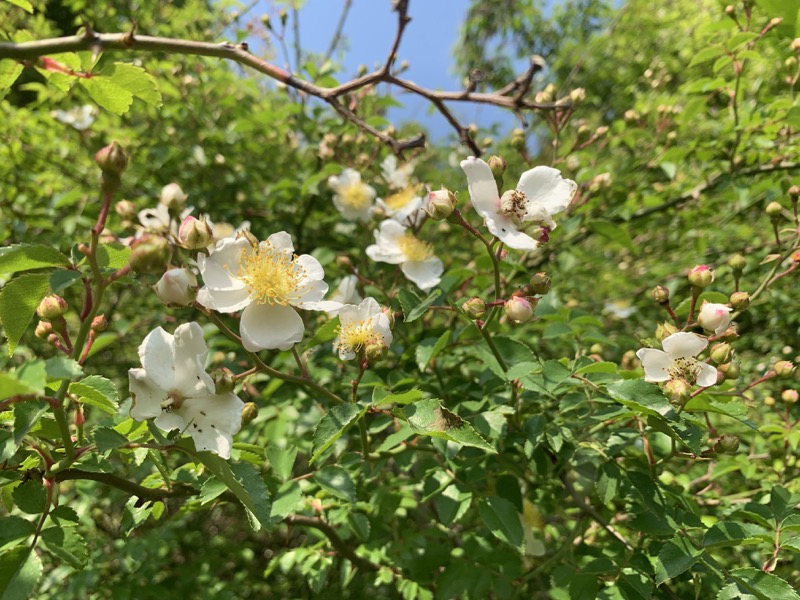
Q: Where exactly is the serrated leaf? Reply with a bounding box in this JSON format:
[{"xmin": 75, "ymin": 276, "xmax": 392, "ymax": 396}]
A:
[
  {"xmin": 478, "ymin": 496, "xmax": 524, "ymax": 553},
  {"xmin": 0, "ymin": 60, "xmax": 24, "ymax": 99},
  {"xmin": 596, "ymin": 462, "xmax": 623, "ymax": 505},
  {"xmin": 688, "ymin": 45, "xmax": 726, "ymax": 68},
  {"xmin": 44, "ymin": 357, "xmax": 83, "ymax": 381},
  {"xmin": 79, "ymin": 77, "xmax": 133, "ymax": 115},
  {"xmin": 48, "ymin": 269, "xmax": 82, "ymax": 294},
  {"xmin": 606, "ymin": 379, "xmax": 674, "ymax": 419},
  {"xmin": 371, "ymin": 387, "xmax": 425, "ymax": 406},
  {"xmin": 11, "ymin": 481, "xmax": 46, "ymax": 515},
  {"xmin": 0, "ymin": 244, "xmax": 67, "ymax": 276},
  {"xmin": 314, "ymin": 465, "xmax": 356, "ymax": 502},
  {"xmin": 0, "ymin": 373, "xmax": 40, "ymax": 403},
  {"xmin": 728, "ymin": 567, "xmax": 800, "ymax": 600},
  {"xmin": 0, "ymin": 546, "xmax": 42, "ymax": 600},
  {"xmin": 100, "ymin": 62, "xmax": 162, "ymax": 107},
  {"xmin": 270, "ymin": 480, "xmax": 302, "ymax": 521},
  {"xmin": 95, "ymin": 243, "xmax": 130, "ymax": 270},
  {"xmin": 92, "ymin": 426, "xmax": 128, "ymax": 452},
  {"xmin": 406, "ymin": 289, "xmax": 443, "ymax": 322},
  {"xmin": 68, "ymin": 376, "xmax": 119, "ymax": 415},
  {"xmin": 266, "ymin": 446, "xmax": 297, "ymax": 482},
  {"xmin": 396, "ymin": 398, "xmax": 495, "ymax": 453},
  {"xmin": 654, "ymin": 535, "xmax": 703, "ymax": 585},
  {"xmin": 1, "ymin": 401, "xmax": 48, "ymax": 462},
  {"xmin": 198, "ymin": 454, "xmax": 271, "ymax": 531},
  {"xmin": 415, "ymin": 330, "xmax": 451, "ymax": 371},
  {"xmin": 434, "ymin": 484, "xmax": 472, "ymax": 526},
  {"xmin": 304, "ymin": 317, "xmax": 339, "ymax": 348},
  {"xmin": 310, "ymin": 403, "xmax": 364, "ymax": 465},
  {"xmin": 0, "ymin": 272, "xmax": 52, "ymax": 356},
  {"xmin": 0, "ymin": 517, "xmax": 35, "ymax": 548},
  {"xmin": 40, "ymin": 526, "xmax": 88, "ymax": 569},
  {"xmin": 703, "ymin": 521, "xmax": 770, "ymax": 547}
]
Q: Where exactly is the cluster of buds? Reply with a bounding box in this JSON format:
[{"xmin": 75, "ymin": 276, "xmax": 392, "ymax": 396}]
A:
[{"xmin": 35, "ymin": 295, "xmax": 72, "ymax": 354}]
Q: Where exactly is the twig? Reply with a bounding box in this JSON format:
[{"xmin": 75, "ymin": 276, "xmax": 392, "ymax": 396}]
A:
[{"xmin": 286, "ymin": 514, "xmax": 382, "ymax": 572}]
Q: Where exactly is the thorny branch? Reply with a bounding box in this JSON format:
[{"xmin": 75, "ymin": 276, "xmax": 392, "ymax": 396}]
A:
[{"xmin": 0, "ymin": 1, "xmax": 557, "ymax": 157}]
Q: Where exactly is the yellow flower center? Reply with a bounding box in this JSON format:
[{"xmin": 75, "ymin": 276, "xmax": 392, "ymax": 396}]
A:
[
  {"xmin": 339, "ymin": 182, "xmax": 372, "ymax": 210},
  {"xmin": 668, "ymin": 357, "xmax": 703, "ymax": 385},
  {"xmin": 336, "ymin": 318, "xmax": 382, "ymax": 355},
  {"xmin": 397, "ymin": 233, "xmax": 434, "ymax": 262},
  {"xmin": 237, "ymin": 242, "xmax": 305, "ymax": 306},
  {"xmin": 385, "ymin": 186, "xmax": 417, "ymax": 211}
]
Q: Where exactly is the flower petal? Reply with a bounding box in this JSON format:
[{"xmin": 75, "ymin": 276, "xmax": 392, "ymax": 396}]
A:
[
  {"xmin": 197, "ymin": 237, "xmax": 250, "ymax": 291},
  {"xmin": 460, "ymin": 157, "xmax": 500, "ymax": 219},
  {"xmin": 636, "ymin": 348, "xmax": 672, "ymax": 382},
  {"xmin": 516, "ymin": 166, "xmax": 577, "ymax": 217},
  {"xmin": 486, "ymin": 217, "xmax": 539, "ymax": 251},
  {"xmin": 196, "ymin": 286, "xmax": 252, "ymax": 313},
  {"xmin": 176, "ymin": 392, "xmax": 244, "ymax": 459},
  {"xmin": 695, "ymin": 363, "xmax": 719, "ymax": 388},
  {"xmin": 662, "ymin": 332, "xmax": 708, "ymax": 359},
  {"xmin": 266, "ymin": 231, "xmax": 294, "ymax": 254},
  {"xmin": 154, "ymin": 411, "xmax": 186, "ymax": 433},
  {"xmin": 401, "ymin": 258, "xmax": 443, "ymax": 290},
  {"xmin": 129, "ymin": 367, "xmax": 167, "ymax": 421},
  {"xmin": 172, "ymin": 322, "xmax": 215, "ymax": 395},
  {"xmin": 138, "ymin": 326, "xmax": 176, "ymax": 391},
  {"xmin": 240, "ymin": 303, "xmax": 304, "ymax": 351}
]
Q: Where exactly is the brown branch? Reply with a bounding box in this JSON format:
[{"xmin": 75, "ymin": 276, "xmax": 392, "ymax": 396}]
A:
[
  {"xmin": 285, "ymin": 515, "xmax": 382, "ymax": 572},
  {"xmin": 54, "ymin": 468, "xmax": 195, "ymax": 501},
  {"xmin": 322, "ymin": 0, "xmax": 353, "ymax": 62}
]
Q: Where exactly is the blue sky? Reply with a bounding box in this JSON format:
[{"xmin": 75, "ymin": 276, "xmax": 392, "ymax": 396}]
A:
[{"xmin": 258, "ymin": 0, "xmax": 517, "ymax": 139}]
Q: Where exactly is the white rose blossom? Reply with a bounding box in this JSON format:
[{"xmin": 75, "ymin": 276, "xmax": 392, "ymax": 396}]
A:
[
  {"xmin": 460, "ymin": 156, "xmax": 577, "ymax": 251},
  {"xmin": 128, "ymin": 322, "xmax": 244, "ymax": 459},
  {"xmin": 326, "ymin": 275, "xmax": 362, "ymax": 316},
  {"xmin": 52, "ymin": 105, "xmax": 96, "ymax": 131},
  {"xmin": 153, "ymin": 268, "xmax": 198, "ymax": 306},
  {"xmin": 366, "ymin": 220, "xmax": 443, "ymax": 291},
  {"xmin": 381, "ymin": 155, "xmax": 415, "ymax": 190},
  {"xmin": 196, "ymin": 231, "xmax": 341, "ymax": 351},
  {"xmin": 697, "ymin": 301, "xmax": 732, "ymax": 335},
  {"xmin": 636, "ymin": 332, "xmax": 718, "ymax": 387},
  {"xmin": 138, "ymin": 203, "xmax": 194, "ymax": 235},
  {"xmin": 328, "ymin": 168, "xmax": 377, "ymax": 222},
  {"xmin": 374, "ymin": 186, "xmax": 425, "ymax": 225},
  {"xmin": 333, "ymin": 297, "xmax": 393, "ymax": 360}
]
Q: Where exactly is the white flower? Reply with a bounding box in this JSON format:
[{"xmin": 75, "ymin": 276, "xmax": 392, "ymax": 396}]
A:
[
  {"xmin": 52, "ymin": 105, "xmax": 96, "ymax": 131},
  {"xmin": 374, "ymin": 186, "xmax": 424, "ymax": 225},
  {"xmin": 196, "ymin": 232, "xmax": 341, "ymax": 351},
  {"xmin": 128, "ymin": 322, "xmax": 244, "ymax": 459},
  {"xmin": 326, "ymin": 275, "xmax": 362, "ymax": 316},
  {"xmin": 366, "ymin": 220, "xmax": 443, "ymax": 291},
  {"xmin": 138, "ymin": 203, "xmax": 194, "ymax": 235},
  {"xmin": 636, "ymin": 332, "xmax": 718, "ymax": 387},
  {"xmin": 333, "ymin": 297, "xmax": 393, "ymax": 360},
  {"xmin": 328, "ymin": 168, "xmax": 377, "ymax": 222},
  {"xmin": 460, "ymin": 156, "xmax": 577, "ymax": 250},
  {"xmin": 697, "ymin": 301, "xmax": 732, "ymax": 335},
  {"xmin": 160, "ymin": 183, "xmax": 188, "ymax": 210},
  {"xmin": 604, "ymin": 300, "xmax": 638, "ymax": 319},
  {"xmin": 153, "ymin": 268, "xmax": 198, "ymax": 306},
  {"xmin": 381, "ymin": 155, "xmax": 415, "ymax": 190},
  {"xmin": 505, "ymin": 296, "xmax": 534, "ymax": 323}
]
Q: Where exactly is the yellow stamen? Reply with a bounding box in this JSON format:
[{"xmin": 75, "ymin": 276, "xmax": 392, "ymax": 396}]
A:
[
  {"xmin": 336, "ymin": 319, "xmax": 382, "ymax": 354},
  {"xmin": 397, "ymin": 233, "xmax": 434, "ymax": 262},
  {"xmin": 237, "ymin": 242, "xmax": 305, "ymax": 306},
  {"xmin": 385, "ymin": 186, "xmax": 417, "ymax": 211},
  {"xmin": 339, "ymin": 182, "xmax": 372, "ymax": 210}
]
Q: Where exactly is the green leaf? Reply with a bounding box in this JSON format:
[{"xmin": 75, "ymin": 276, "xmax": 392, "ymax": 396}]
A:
[
  {"xmin": 92, "ymin": 426, "xmax": 129, "ymax": 452},
  {"xmin": 48, "ymin": 270, "xmax": 82, "ymax": 294},
  {"xmin": 40, "ymin": 527, "xmax": 88, "ymax": 569},
  {"xmin": 0, "ymin": 373, "xmax": 40, "ymax": 402},
  {"xmin": 585, "ymin": 220, "xmax": 636, "ymax": 253},
  {"xmin": 3, "ymin": 0, "xmax": 33, "ymax": 13},
  {"xmin": 0, "ymin": 546, "xmax": 42, "ymax": 600},
  {"xmin": 478, "ymin": 496, "xmax": 523, "ymax": 553},
  {"xmin": 198, "ymin": 454, "xmax": 271, "ymax": 531},
  {"xmin": 11, "ymin": 481, "xmax": 46, "ymax": 515},
  {"xmin": 688, "ymin": 45, "xmax": 726, "ymax": 68},
  {"xmin": 95, "ymin": 243, "xmax": 131, "ymax": 270},
  {"xmin": 415, "ymin": 330, "xmax": 451, "ymax": 371},
  {"xmin": 68, "ymin": 376, "xmax": 119, "ymax": 415},
  {"xmin": 434, "ymin": 484, "xmax": 472, "ymax": 526},
  {"xmin": 80, "ymin": 77, "xmax": 133, "ymax": 115},
  {"xmin": 606, "ymin": 379, "xmax": 674, "ymax": 419},
  {"xmin": 266, "ymin": 446, "xmax": 297, "ymax": 482},
  {"xmin": 310, "ymin": 403, "xmax": 365, "ymax": 465},
  {"xmin": 269, "ymin": 480, "xmax": 302, "ymax": 521},
  {"xmin": 1, "ymin": 401, "xmax": 48, "ymax": 462},
  {"xmin": 402, "ymin": 288, "xmax": 443, "ymax": 323},
  {"xmin": 44, "ymin": 357, "xmax": 83, "ymax": 381},
  {"xmin": 314, "ymin": 465, "xmax": 356, "ymax": 502},
  {"xmin": 596, "ymin": 462, "xmax": 623, "ymax": 505},
  {"xmin": 0, "ymin": 244, "xmax": 70, "ymax": 276},
  {"xmin": 703, "ymin": 522, "xmax": 770, "ymax": 547},
  {"xmin": 0, "ymin": 517, "xmax": 34, "ymax": 548},
  {"xmin": 654, "ymin": 535, "xmax": 703, "ymax": 585},
  {"xmin": 727, "ymin": 567, "xmax": 800, "ymax": 600},
  {"xmin": 395, "ymin": 398, "xmax": 495, "ymax": 453},
  {"xmin": 371, "ymin": 387, "xmax": 425, "ymax": 406},
  {"xmin": 0, "ymin": 272, "xmax": 52, "ymax": 356},
  {"xmin": 99, "ymin": 62, "xmax": 162, "ymax": 108},
  {"xmin": 0, "ymin": 60, "xmax": 24, "ymax": 99}
]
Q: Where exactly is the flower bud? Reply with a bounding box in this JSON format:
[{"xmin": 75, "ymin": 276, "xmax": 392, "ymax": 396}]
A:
[
  {"xmin": 365, "ymin": 340, "xmax": 389, "ymax": 363},
  {"xmin": 36, "ymin": 295, "xmax": 68, "ymax": 320},
  {"xmin": 178, "ymin": 216, "xmax": 213, "ymax": 250},
  {"xmin": 487, "ymin": 155, "xmax": 506, "ymax": 188},
  {"xmin": 729, "ymin": 291, "xmax": 750, "ymax": 310},
  {"xmin": 153, "ymin": 268, "xmax": 198, "ymax": 306},
  {"xmin": 664, "ymin": 379, "xmax": 690, "ymax": 405},
  {"xmin": 724, "ymin": 5, "xmax": 735, "ymax": 16},
  {"xmin": 766, "ymin": 201, "xmax": 784, "ymax": 221},
  {"xmin": 241, "ymin": 402, "xmax": 259, "ymax": 426},
  {"xmin": 336, "ymin": 255, "xmax": 352, "ymax": 269},
  {"xmin": 650, "ymin": 285, "xmax": 670, "ymax": 304},
  {"xmin": 782, "ymin": 389, "xmax": 799, "ymax": 404},
  {"xmin": 774, "ymin": 360, "xmax": 796, "ymax": 378},
  {"xmin": 789, "ymin": 184, "xmax": 800, "ymax": 199},
  {"xmin": 710, "ymin": 342, "xmax": 733, "ymax": 364},
  {"xmin": 505, "ymin": 296, "xmax": 535, "ymax": 324},
  {"xmin": 568, "ymin": 87, "xmax": 586, "ymax": 103},
  {"xmin": 160, "ymin": 183, "xmax": 188, "ymax": 211},
  {"xmin": 688, "ymin": 265, "xmax": 714, "ymax": 288},
  {"xmin": 425, "ymin": 188, "xmax": 458, "ymax": 220},
  {"xmin": 792, "ymin": 38, "xmax": 800, "ymax": 51},
  {"xmin": 94, "ymin": 141, "xmax": 128, "ymax": 174},
  {"xmin": 655, "ymin": 321, "xmax": 679, "ymax": 341},
  {"xmin": 719, "ymin": 325, "xmax": 739, "ymax": 342},
  {"xmin": 529, "ymin": 272, "xmax": 552, "ymax": 295},
  {"xmin": 210, "ymin": 367, "xmax": 236, "ymax": 394},
  {"xmin": 128, "ymin": 235, "xmax": 170, "ymax": 274},
  {"xmin": 727, "ymin": 253, "xmax": 746, "ymax": 272},
  {"xmin": 621, "ymin": 350, "xmax": 637, "ymax": 370},
  {"xmin": 697, "ymin": 301, "xmax": 732, "ymax": 335},
  {"xmin": 35, "ymin": 321, "xmax": 53, "ymax": 339},
  {"xmin": 765, "ymin": 395, "xmax": 776, "ymax": 406},
  {"xmin": 462, "ymin": 297, "xmax": 487, "ymax": 319},
  {"xmin": 380, "ymin": 306, "xmax": 396, "ymax": 328},
  {"xmin": 714, "ymin": 434, "xmax": 739, "ymax": 454},
  {"xmin": 115, "ymin": 199, "xmax": 137, "ymax": 220},
  {"xmin": 717, "ymin": 361, "xmax": 739, "ymax": 380},
  {"xmin": 91, "ymin": 315, "xmax": 108, "ymax": 332},
  {"xmin": 624, "ymin": 109, "xmax": 640, "ymax": 122}
]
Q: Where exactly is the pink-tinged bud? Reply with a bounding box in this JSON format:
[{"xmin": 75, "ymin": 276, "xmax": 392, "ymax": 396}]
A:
[
  {"xmin": 688, "ymin": 265, "xmax": 714, "ymax": 288},
  {"xmin": 129, "ymin": 235, "xmax": 170, "ymax": 274},
  {"xmin": 365, "ymin": 339, "xmax": 389, "ymax": 363},
  {"xmin": 697, "ymin": 301, "xmax": 732, "ymax": 335},
  {"xmin": 35, "ymin": 321, "xmax": 53, "ymax": 339},
  {"xmin": 115, "ymin": 199, "xmax": 137, "ymax": 220},
  {"xmin": 380, "ymin": 306, "xmax": 396, "ymax": 328},
  {"xmin": 655, "ymin": 321, "xmax": 679, "ymax": 341},
  {"xmin": 650, "ymin": 285, "xmax": 670, "ymax": 304},
  {"xmin": 462, "ymin": 297, "xmax": 487, "ymax": 319},
  {"xmin": 505, "ymin": 296, "xmax": 535, "ymax": 324},
  {"xmin": 717, "ymin": 361, "xmax": 739, "ymax": 380},
  {"xmin": 91, "ymin": 315, "xmax": 108, "ymax": 332},
  {"xmin": 177, "ymin": 216, "xmax": 213, "ymax": 250},
  {"xmin": 664, "ymin": 379, "xmax": 690, "ymax": 405},
  {"xmin": 782, "ymin": 389, "xmax": 799, "ymax": 404},
  {"xmin": 774, "ymin": 361, "xmax": 796, "ymax": 379},
  {"xmin": 160, "ymin": 183, "xmax": 188, "ymax": 211},
  {"xmin": 94, "ymin": 141, "xmax": 128, "ymax": 174},
  {"xmin": 730, "ymin": 291, "xmax": 750, "ymax": 310},
  {"xmin": 529, "ymin": 272, "xmax": 552, "ymax": 295},
  {"xmin": 727, "ymin": 253, "xmax": 746, "ymax": 272},
  {"xmin": 487, "ymin": 155, "xmax": 507, "ymax": 177},
  {"xmin": 153, "ymin": 268, "xmax": 198, "ymax": 306},
  {"xmin": 714, "ymin": 434, "xmax": 739, "ymax": 454},
  {"xmin": 36, "ymin": 295, "xmax": 68, "ymax": 320},
  {"xmin": 241, "ymin": 402, "xmax": 259, "ymax": 426},
  {"xmin": 710, "ymin": 342, "xmax": 733, "ymax": 364},
  {"xmin": 210, "ymin": 367, "xmax": 236, "ymax": 394},
  {"xmin": 425, "ymin": 188, "xmax": 458, "ymax": 220}
]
